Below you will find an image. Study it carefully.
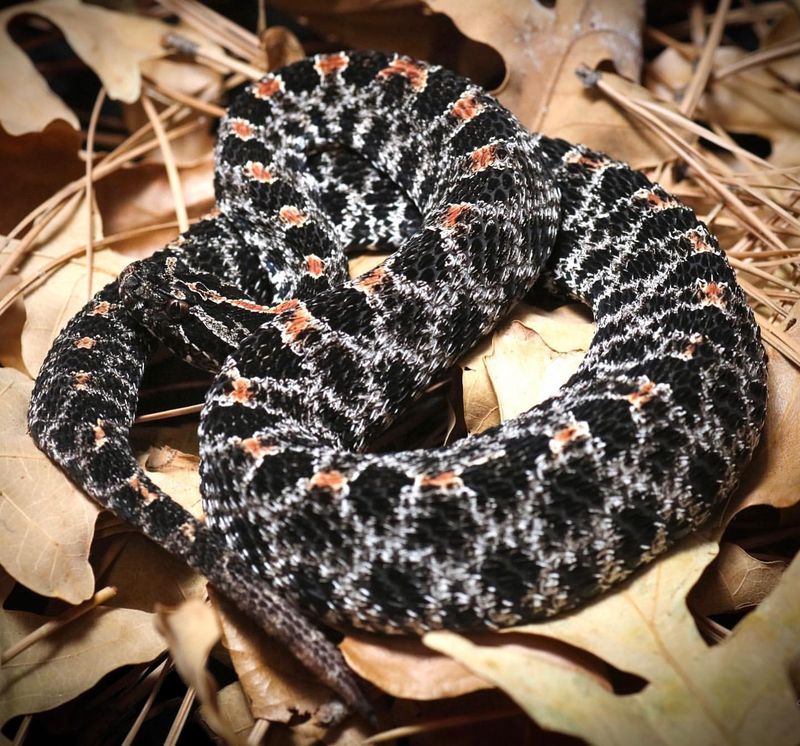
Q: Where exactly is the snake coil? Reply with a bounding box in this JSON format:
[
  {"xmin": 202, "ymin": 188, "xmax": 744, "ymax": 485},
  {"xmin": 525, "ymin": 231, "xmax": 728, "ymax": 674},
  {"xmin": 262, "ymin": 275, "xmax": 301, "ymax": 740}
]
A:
[{"xmin": 29, "ymin": 51, "xmax": 767, "ymax": 718}]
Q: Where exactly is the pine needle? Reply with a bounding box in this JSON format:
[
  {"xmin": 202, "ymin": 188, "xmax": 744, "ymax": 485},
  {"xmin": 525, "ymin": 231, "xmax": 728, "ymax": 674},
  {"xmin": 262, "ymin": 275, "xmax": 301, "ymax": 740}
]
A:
[
  {"xmin": 0, "ymin": 587, "xmax": 118, "ymax": 664},
  {"xmin": 141, "ymin": 94, "xmax": 189, "ymax": 233}
]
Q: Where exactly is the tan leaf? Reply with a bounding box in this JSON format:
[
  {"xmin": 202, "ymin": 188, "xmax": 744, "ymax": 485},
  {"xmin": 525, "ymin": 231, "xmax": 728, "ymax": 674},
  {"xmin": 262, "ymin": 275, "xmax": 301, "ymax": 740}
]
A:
[
  {"xmin": 209, "ymin": 588, "xmax": 345, "ymax": 726},
  {"xmin": 139, "ymin": 445, "xmax": 203, "ymax": 519},
  {"xmin": 460, "ymin": 303, "xmax": 593, "ymax": 433},
  {"xmin": 690, "ymin": 542, "xmax": 788, "ymax": 617},
  {"xmin": 213, "ymin": 682, "xmax": 256, "ymax": 738},
  {"xmin": 427, "ymin": 0, "xmax": 670, "ymax": 166},
  {"xmin": 1, "ymin": 193, "xmax": 105, "ymax": 379},
  {"xmin": 340, "ymin": 631, "xmax": 491, "ymax": 701},
  {"xmin": 271, "ymin": 716, "xmax": 369, "ymax": 746},
  {"xmin": 0, "ymin": 0, "xmax": 183, "ymax": 135},
  {"xmin": 262, "ymin": 25, "xmax": 306, "ymax": 70},
  {"xmin": 707, "ymin": 57, "xmax": 800, "ymax": 167},
  {"xmin": 98, "ymin": 534, "xmax": 205, "ymax": 613},
  {"xmin": 461, "ymin": 353, "xmax": 501, "ymax": 434},
  {"xmin": 729, "ymin": 341, "xmax": 800, "ymax": 515},
  {"xmin": 517, "ymin": 303, "xmax": 595, "ymax": 353},
  {"xmin": 0, "ymin": 367, "xmax": 98, "ymax": 603},
  {"xmin": 341, "ymin": 628, "xmax": 616, "ymax": 707},
  {"xmin": 347, "ymin": 251, "xmax": 387, "ymax": 279},
  {"xmin": 154, "ymin": 597, "xmax": 241, "ymax": 744},
  {"xmin": 486, "ymin": 306, "xmax": 592, "ymax": 421},
  {"xmin": 0, "ymin": 273, "xmax": 26, "ymax": 373},
  {"xmin": 762, "ymin": 10, "xmax": 800, "ymax": 85},
  {"xmin": 426, "ymin": 534, "xmax": 800, "ymax": 745},
  {"xmin": 0, "ymin": 5, "xmax": 78, "ymax": 134},
  {"xmin": 130, "ymin": 59, "xmax": 221, "ymax": 167},
  {"xmin": 0, "ymin": 605, "xmax": 166, "ymax": 727}
]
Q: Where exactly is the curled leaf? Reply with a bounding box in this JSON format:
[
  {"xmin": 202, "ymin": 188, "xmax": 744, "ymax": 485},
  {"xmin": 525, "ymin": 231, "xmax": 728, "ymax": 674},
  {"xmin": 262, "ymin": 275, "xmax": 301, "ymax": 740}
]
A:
[{"xmin": 154, "ymin": 597, "xmax": 241, "ymax": 744}]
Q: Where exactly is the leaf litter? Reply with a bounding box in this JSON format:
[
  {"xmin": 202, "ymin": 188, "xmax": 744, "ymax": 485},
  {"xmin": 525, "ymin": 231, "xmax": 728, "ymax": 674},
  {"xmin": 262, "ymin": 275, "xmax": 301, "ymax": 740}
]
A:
[{"xmin": 0, "ymin": 0, "xmax": 798, "ymax": 743}]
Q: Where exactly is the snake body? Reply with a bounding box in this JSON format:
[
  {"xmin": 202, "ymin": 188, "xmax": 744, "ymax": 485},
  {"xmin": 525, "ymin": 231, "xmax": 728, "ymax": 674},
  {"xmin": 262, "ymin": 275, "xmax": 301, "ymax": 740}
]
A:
[{"xmin": 29, "ymin": 51, "xmax": 767, "ymax": 716}]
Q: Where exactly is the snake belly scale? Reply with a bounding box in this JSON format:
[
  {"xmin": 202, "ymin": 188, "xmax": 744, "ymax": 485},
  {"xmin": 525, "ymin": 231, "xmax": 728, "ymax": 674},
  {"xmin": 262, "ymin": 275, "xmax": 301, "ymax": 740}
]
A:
[{"xmin": 29, "ymin": 50, "xmax": 767, "ymax": 718}]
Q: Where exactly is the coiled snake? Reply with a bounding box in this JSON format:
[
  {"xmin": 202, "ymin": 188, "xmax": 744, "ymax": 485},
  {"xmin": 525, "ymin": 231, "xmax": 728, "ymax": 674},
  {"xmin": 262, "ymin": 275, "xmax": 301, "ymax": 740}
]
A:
[{"xmin": 28, "ymin": 51, "xmax": 767, "ymax": 720}]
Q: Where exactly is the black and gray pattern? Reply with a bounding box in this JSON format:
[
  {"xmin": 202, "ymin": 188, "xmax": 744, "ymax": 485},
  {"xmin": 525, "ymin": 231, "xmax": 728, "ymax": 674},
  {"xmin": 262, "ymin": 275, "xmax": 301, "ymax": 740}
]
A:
[{"xmin": 29, "ymin": 51, "xmax": 767, "ymax": 719}]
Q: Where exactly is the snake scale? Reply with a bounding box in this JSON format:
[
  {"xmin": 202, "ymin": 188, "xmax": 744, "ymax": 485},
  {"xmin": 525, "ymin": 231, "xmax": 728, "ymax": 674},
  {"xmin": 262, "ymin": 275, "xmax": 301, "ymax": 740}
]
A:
[{"xmin": 28, "ymin": 51, "xmax": 767, "ymax": 720}]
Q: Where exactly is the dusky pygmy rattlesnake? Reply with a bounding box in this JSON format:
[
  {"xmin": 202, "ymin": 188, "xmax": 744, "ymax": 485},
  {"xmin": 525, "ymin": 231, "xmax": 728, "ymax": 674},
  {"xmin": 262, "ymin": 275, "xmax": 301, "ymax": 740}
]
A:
[{"xmin": 29, "ymin": 51, "xmax": 767, "ymax": 719}]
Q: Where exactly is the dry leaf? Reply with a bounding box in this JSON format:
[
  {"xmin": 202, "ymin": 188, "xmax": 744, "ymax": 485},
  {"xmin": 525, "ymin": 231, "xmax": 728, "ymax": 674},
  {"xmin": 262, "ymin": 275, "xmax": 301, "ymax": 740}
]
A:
[
  {"xmin": 209, "ymin": 588, "xmax": 345, "ymax": 727},
  {"xmin": 95, "ymin": 159, "xmax": 216, "ymax": 258},
  {"xmin": 213, "ymin": 682, "xmax": 257, "ymax": 738},
  {"xmin": 266, "ymin": 0, "xmax": 478, "ymax": 75},
  {"xmin": 517, "ymin": 304, "xmax": 595, "ymax": 353},
  {"xmin": 690, "ymin": 542, "xmax": 788, "ymax": 617},
  {"xmin": 729, "ymin": 340, "xmax": 800, "ymax": 515},
  {"xmin": 0, "ymin": 273, "xmax": 27, "ymax": 373},
  {"xmin": 341, "ymin": 631, "xmax": 491, "ymax": 701},
  {"xmin": 154, "ymin": 597, "xmax": 241, "ymax": 744},
  {"xmin": 461, "ymin": 355, "xmax": 501, "ymax": 433},
  {"xmin": 648, "ymin": 45, "xmax": 800, "ymax": 167},
  {"xmin": 426, "ymin": 534, "xmax": 800, "ymax": 745},
  {"xmin": 13, "ymin": 203, "xmax": 128, "ymax": 377},
  {"xmin": 0, "ymin": 0, "xmax": 170, "ymax": 135},
  {"xmin": 2, "ymin": 193, "xmax": 105, "ymax": 377},
  {"xmin": 132, "ymin": 418, "xmax": 202, "ymax": 458},
  {"xmin": 0, "ymin": 567, "xmax": 16, "ymax": 605},
  {"xmin": 0, "ymin": 3, "xmax": 796, "ymax": 742},
  {"xmin": 132, "ymin": 59, "xmax": 221, "ymax": 167},
  {"xmin": 139, "ymin": 445, "xmax": 203, "ymax": 519},
  {"xmin": 262, "ymin": 25, "xmax": 306, "ymax": 70},
  {"xmin": 0, "ymin": 605, "xmax": 166, "ymax": 727},
  {"xmin": 763, "ymin": 9, "xmax": 800, "ymax": 85},
  {"xmin": 0, "ymin": 123, "xmax": 83, "ymax": 235},
  {"xmin": 342, "ymin": 628, "xmax": 617, "ymax": 707},
  {"xmin": 427, "ymin": 0, "xmax": 670, "ymax": 166},
  {"xmin": 271, "ymin": 716, "xmax": 369, "ymax": 746},
  {"xmin": 98, "ymin": 533, "xmax": 205, "ymax": 613},
  {"xmin": 0, "ymin": 367, "xmax": 98, "ymax": 603},
  {"xmin": 486, "ymin": 305, "xmax": 592, "ymax": 421},
  {"xmin": 0, "ymin": 0, "xmax": 223, "ymax": 136},
  {"xmin": 347, "ymin": 251, "xmax": 387, "ymax": 278},
  {"xmin": 460, "ymin": 303, "xmax": 594, "ymax": 433}
]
